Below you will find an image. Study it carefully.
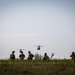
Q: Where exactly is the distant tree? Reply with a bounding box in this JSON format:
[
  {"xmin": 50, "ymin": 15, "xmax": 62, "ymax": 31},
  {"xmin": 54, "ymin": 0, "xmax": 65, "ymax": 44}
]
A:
[{"xmin": 34, "ymin": 53, "xmax": 43, "ymax": 61}]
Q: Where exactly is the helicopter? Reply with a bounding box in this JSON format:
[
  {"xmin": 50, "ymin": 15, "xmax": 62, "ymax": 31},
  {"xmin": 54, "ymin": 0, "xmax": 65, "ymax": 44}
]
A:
[
  {"xmin": 35, "ymin": 45, "xmax": 43, "ymax": 50},
  {"xmin": 17, "ymin": 49, "xmax": 25, "ymax": 53},
  {"xmin": 51, "ymin": 53, "xmax": 55, "ymax": 58}
]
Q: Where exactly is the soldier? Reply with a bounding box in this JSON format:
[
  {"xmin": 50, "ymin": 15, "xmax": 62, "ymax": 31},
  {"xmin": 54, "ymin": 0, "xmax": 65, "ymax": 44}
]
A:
[
  {"xmin": 19, "ymin": 50, "xmax": 25, "ymax": 60},
  {"xmin": 43, "ymin": 53, "xmax": 49, "ymax": 61},
  {"xmin": 10, "ymin": 51, "xmax": 15, "ymax": 60},
  {"xmin": 70, "ymin": 52, "xmax": 75, "ymax": 62},
  {"xmin": 27, "ymin": 51, "xmax": 34, "ymax": 60}
]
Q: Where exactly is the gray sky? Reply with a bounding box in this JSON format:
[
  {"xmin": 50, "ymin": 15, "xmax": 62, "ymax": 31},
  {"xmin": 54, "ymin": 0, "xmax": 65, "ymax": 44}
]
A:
[{"xmin": 0, "ymin": 0, "xmax": 75, "ymax": 59}]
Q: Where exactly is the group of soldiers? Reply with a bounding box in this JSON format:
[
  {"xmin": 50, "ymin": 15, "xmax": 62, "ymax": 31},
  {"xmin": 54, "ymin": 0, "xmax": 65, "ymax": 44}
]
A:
[
  {"xmin": 10, "ymin": 50, "xmax": 34, "ymax": 60},
  {"xmin": 10, "ymin": 50, "xmax": 49, "ymax": 61},
  {"xmin": 10, "ymin": 50, "xmax": 75, "ymax": 62}
]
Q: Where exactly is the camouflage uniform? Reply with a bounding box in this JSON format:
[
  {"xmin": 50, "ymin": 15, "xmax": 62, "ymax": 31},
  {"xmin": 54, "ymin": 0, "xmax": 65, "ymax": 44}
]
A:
[
  {"xmin": 10, "ymin": 51, "xmax": 15, "ymax": 59},
  {"xmin": 28, "ymin": 51, "xmax": 34, "ymax": 60},
  {"xmin": 43, "ymin": 53, "xmax": 49, "ymax": 61},
  {"xmin": 19, "ymin": 52, "xmax": 25, "ymax": 60},
  {"xmin": 70, "ymin": 52, "xmax": 75, "ymax": 62}
]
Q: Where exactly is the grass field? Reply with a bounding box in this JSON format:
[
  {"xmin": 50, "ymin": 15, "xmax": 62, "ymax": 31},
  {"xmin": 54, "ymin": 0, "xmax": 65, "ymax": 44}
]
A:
[{"xmin": 0, "ymin": 59, "xmax": 75, "ymax": 75}]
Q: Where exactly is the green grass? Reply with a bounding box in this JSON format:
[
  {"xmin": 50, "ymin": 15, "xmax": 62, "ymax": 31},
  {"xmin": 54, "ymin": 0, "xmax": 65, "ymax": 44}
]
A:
[{"xmin": 0, "ymin": 59, "xmax": 75, "ymax": 75}]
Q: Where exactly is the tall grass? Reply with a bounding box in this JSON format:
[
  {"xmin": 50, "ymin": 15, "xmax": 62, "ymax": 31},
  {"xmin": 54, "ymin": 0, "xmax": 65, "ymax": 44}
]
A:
[{"xmin": 0, "ymin": 59, "xmax": 75, "ymax": 75}]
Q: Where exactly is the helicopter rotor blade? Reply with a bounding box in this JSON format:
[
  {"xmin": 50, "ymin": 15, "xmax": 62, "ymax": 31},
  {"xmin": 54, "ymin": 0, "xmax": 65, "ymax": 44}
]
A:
[{"xmin": 17, "ymin": 49, "xmax": 26, "ymax": 50}]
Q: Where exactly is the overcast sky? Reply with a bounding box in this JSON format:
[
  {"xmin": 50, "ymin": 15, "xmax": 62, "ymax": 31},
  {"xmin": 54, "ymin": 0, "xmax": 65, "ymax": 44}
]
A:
[{"xmin": 0, "ymin": 0, "xmax": 75, "ymax": 59}]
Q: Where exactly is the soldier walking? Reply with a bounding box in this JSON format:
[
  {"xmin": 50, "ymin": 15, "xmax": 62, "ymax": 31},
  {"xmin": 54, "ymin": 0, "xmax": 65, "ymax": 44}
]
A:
[
  {"xmin": 27, "ymin": 51, "xmax": 34, "ymax": 60},
  {"xmin": 43, "ymin": 53, "xmax": 49, "ymax": 61},
  {"xmin": 70, "ymin": 52, "xmax": 75, "ymax": 62},
  {"xmin": 10, "ymin": 51, "xmax": 15, "ymax": 60},
  {"xmin": 19, "ymin": 50, "xmax": 25, "ymax": 60}
]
